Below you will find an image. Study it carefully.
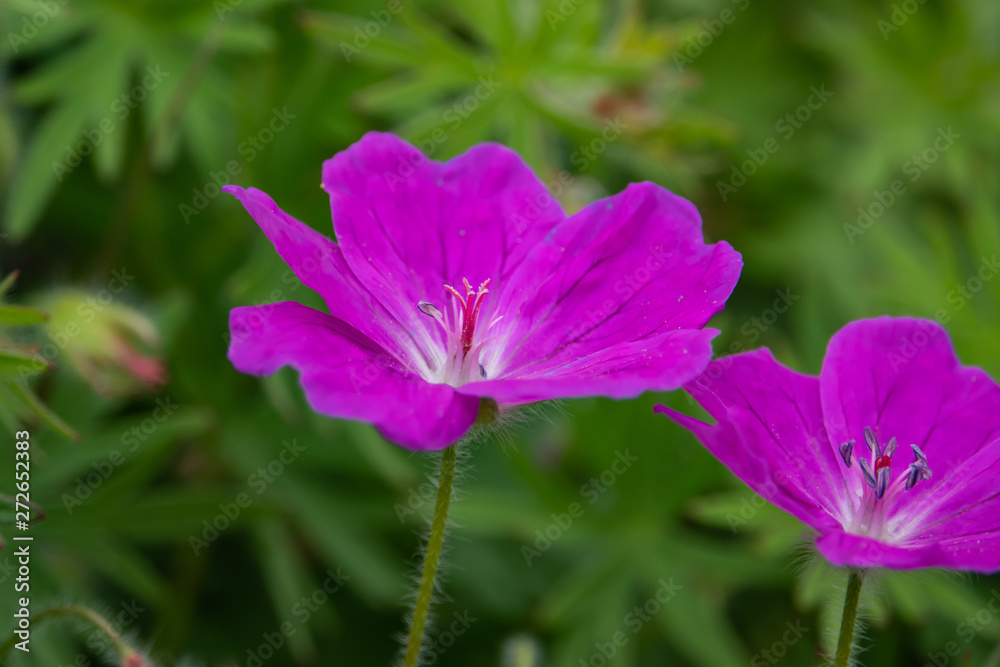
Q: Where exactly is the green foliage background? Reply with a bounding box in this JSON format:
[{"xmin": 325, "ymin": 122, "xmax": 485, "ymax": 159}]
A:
[{"xmin": 2, "ymin": 0, "xmax": 1000, "ymax": 665}]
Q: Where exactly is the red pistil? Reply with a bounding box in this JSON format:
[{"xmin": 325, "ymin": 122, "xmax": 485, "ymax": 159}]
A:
[
  {"xmin": 874, "ymin": 455, "xmax": 891, "ymax": 472},
  {"xmin": 444, "ymin": 278, "xmax": 490, "ymax": 357}
]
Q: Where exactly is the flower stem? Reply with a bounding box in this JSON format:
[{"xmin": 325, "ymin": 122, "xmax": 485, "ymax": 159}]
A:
[
  {"xmin": 403, "ymin": 443, "xmax": 458, "ymax": 667},
  {"xmin": 834, "ymin": 569, "xmax": 864, "ymax": 667},
  {"xmin": 0, "ymin": 604, "xmax": 133, "ymax": 662}
]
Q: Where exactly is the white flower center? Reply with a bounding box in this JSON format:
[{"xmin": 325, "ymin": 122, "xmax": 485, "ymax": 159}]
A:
[
  {"xmin": 837, "ymin": 426, "xmax": 932, "ymax": 542},
  {"xmin": 417, "ymin": 278, "xmax": 502, "ymax": 386}
]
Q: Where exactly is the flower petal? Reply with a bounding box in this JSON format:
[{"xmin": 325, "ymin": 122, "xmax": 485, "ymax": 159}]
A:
[
  {"xmin": 223, "ymin": 185, "xmax": 427, "ymax": 367},
  {"xmin": 820, "ymin": 316, "xmax": 1000, "ymax": 519},
  {"xmin": 890, "ymin": 441, "xmax": 1000, "ymax": 551},
  {"xmin": 229, "ymin": 302, "xmax": 478, "ymax": 450},
  {"xmin": 487, "ymin": 182, "xmax": 742, "ymax": 378},
  {"xmin": 929, "ymin": 532, "xmax": 1000, "ymax": 572},
  {"xmin": 656, "ymin": 349, "xmax": 845, "ymax": 532},
  {"xmin": 817, "ymin": 527, "xmax": 1000, "ymax": 572},
  {"xmin": 322, "ymin": 132, "xmax": 565, "ymax": 357},
  {"xmin": 815, "ymin": 532, "xmax": 947, "ymax": 569},
  {"xmin": 459, "ymin": 328, "xmax": 715, "ymax": 403}
]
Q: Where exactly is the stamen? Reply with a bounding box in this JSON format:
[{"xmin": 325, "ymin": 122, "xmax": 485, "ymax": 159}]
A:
[
  {"xmin": 882, "ymin": 436, "xmax": 897, "ymax": 458},
  {"xmin": 839, "ymin": 440, "xmax": 854, "ymax": 468},
  {"xmin": 903, "ymin": 444, "xmax": 932, "ymax": 491},
  {"xmin": 418, "ymin": 302, "xmax": 442, "ymax": 319},
  {"xmin": 863, "ymin": 426, "xmax": 879, "ymax": 455},
  {"xmin": 876, "ymin": 466, "xmax": 890, "ymax": 499},
  {"xmin": 859, "ymin": 457, "xmax": 877, "ymax": 488}
]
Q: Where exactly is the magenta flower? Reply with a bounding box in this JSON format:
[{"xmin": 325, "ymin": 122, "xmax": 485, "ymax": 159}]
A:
[
  {"xmin": 226, "ymin": 133, "xmax": 741, "ymax": 450},
  {"xmin": 657, "ymin": 316, "xmax": 1000, "ymax": 572}
]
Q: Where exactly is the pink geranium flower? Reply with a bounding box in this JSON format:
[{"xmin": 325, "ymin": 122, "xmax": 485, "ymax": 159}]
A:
[
  {"xmin": 226, "ymin": 133, "xmax": 741, "ymax": 450},
  {"xmin": 657, "ymin": 317, "xmax": 1000, "ymax": 571}
]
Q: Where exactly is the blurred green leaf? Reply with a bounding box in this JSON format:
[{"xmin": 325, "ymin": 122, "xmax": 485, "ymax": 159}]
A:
[
  {"xmin": 0, "ymin": 304, "xmax": 49, "ymax": 326},
  {"xmin": 0, "ymin": 348, "xmax": 48, "ymax": 375}
]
